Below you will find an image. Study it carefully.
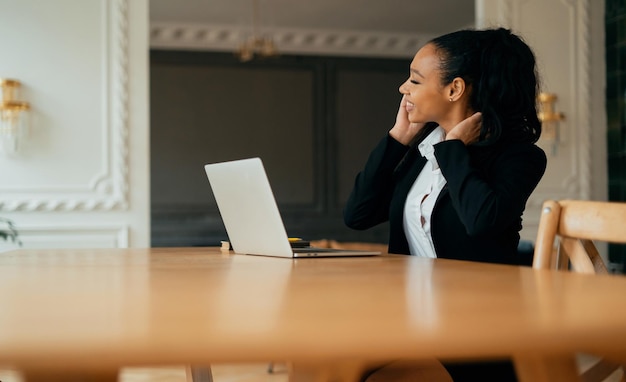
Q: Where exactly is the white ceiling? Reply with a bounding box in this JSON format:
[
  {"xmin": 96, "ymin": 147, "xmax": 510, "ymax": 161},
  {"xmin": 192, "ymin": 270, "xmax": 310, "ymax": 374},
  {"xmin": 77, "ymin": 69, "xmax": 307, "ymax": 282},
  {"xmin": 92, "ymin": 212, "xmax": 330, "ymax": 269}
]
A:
[{"xmin": 149, "ymin": 0, "xmax": 475, "ymax": 36}]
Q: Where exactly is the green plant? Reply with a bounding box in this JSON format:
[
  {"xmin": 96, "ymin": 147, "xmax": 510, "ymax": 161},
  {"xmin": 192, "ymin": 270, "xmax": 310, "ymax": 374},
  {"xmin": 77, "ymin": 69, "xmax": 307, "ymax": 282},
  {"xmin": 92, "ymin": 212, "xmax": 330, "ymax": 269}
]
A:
[{"xmin": 0, "ymin": 217, "xmax": 21, "ymax": 246}]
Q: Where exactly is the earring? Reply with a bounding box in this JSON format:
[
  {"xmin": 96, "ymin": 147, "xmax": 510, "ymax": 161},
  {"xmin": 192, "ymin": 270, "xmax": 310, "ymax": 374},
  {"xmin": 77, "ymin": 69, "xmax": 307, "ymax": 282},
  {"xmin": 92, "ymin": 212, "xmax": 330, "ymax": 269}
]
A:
[{"xmin": 449, "ymin": 97, "xmax": 453, "ymax": 102}]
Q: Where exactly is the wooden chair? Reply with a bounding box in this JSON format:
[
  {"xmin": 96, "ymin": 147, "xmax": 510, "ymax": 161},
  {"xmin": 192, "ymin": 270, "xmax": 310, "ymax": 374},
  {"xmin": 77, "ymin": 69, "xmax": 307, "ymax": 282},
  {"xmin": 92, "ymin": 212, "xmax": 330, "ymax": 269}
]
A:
[
  {"xmin": 186, "ymin": 366, "xmax": 212, "ymax": 382},
  {"xmin": 533, "ymin": 199, "xmax": 626, "ymax": 382}
]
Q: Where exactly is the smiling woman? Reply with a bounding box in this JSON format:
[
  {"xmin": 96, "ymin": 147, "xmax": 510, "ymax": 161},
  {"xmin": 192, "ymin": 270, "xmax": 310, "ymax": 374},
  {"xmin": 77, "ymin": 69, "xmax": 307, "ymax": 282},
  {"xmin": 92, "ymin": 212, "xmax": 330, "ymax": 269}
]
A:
[
  {"xmin": 345, "ymin": 27, "xmax": 545, "ymax": 263},
  {"xmin": 343, "ymin": 27, "xmax": 547, "ymax": 381}
]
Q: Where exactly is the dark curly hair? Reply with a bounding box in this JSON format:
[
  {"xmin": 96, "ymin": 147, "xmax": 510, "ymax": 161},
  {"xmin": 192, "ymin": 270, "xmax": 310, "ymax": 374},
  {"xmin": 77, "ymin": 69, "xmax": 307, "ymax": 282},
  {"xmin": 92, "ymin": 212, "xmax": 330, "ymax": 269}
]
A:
[{"xmin": 429, "ymin": 28, "xmax": 542, "ymax": 145}]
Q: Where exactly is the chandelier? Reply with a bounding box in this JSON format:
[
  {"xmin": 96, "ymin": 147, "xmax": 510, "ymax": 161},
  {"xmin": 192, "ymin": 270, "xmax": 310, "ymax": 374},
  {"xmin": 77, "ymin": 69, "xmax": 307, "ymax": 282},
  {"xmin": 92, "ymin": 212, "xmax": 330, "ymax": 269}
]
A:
[{"xmin": 236, "ymin": 0, "xmax": 278, "ymax": 62}]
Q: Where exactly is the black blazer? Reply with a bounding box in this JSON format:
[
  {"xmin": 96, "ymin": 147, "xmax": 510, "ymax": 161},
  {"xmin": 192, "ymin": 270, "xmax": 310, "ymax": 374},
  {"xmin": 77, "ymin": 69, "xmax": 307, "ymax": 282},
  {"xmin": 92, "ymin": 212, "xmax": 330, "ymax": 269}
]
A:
[{"xmin": 344, "ymin": 135, "xmax": 547, "ymax": 265}]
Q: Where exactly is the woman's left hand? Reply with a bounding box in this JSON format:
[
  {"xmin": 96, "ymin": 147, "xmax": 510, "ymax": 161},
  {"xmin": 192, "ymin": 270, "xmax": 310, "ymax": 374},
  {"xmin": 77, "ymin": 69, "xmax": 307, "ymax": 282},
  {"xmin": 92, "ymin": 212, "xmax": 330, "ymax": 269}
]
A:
[{"xmin": 446, "ymin": 112, "xmax": 482, "ymax": 145}]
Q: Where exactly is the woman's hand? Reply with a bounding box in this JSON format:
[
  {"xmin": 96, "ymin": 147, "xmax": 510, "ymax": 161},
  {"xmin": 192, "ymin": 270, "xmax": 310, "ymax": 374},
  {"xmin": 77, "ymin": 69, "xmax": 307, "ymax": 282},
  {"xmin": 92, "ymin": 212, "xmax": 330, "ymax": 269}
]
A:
[
  {"xmin": 446, "ymin": 112, "xmax": 482, "ymax": 145},
  {"xmin": 389, "ymin": 95, "xmax": 426, "ymax": 145}
]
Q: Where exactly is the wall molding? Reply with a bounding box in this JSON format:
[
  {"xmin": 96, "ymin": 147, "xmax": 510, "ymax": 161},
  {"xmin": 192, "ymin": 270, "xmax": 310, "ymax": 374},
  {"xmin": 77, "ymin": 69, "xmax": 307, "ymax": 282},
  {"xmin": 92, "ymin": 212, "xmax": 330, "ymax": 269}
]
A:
[
  {"xmin": 535, "ymin": 0, "xmax": 591, "ymax": 200},
  {"xmin": 0, "ymin": 224, "xmax": 129, "ymax": 251},
  {"xmin": 0, "ymin": 0, "xmax": 130, "ymax": 212},
  {"xmin": 479, "ymin": 0, "xmax": 593, "ymax": 202},
  {"xmin": 515, "ymin": 0, "xmax": 591, "ymax": 202},
  {"xmin": 110, "ymin": 0, "xmax": 131, "ymax": 209},
  {"xmin": 575, "ymin": 0, "xmax": 592, "ymax": 199},
  {"xmin": 150, "ymin": 22, "xmax": 433, "ymax": 58},
  {"xmin": 477, "ymin": 0, "xmax": 597, "ymax": 240},
  {"xmin": 499, "ymin": 0, "xmax": 514, "ymax": 26}
]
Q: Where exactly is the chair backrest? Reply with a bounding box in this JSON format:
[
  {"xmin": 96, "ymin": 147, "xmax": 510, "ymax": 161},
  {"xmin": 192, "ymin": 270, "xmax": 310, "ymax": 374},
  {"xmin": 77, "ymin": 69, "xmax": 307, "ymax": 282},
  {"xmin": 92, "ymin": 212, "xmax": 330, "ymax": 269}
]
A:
[
  {"xmin": 533, "ymin": 199, "xmax": 626, "ymax": 274},
  {"xmin": 533, "ymin": 200, "xmax": 626, "ymax": 382}
]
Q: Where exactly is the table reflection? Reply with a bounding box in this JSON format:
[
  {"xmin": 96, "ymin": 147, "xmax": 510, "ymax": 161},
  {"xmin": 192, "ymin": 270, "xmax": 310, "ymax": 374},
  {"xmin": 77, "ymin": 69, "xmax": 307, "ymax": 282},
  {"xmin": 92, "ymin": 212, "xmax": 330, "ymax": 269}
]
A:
[{"xmin": 405, "ymin": 256, "xmax": 437, "ymax": 328}]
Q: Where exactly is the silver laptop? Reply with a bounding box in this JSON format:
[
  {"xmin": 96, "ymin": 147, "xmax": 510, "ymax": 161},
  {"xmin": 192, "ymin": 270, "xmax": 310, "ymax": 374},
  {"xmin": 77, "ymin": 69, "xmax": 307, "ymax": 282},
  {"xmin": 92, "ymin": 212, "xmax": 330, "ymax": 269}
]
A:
[{"xmin": 204, "ymin": 157, "xmax": 381, "ymax": 258}]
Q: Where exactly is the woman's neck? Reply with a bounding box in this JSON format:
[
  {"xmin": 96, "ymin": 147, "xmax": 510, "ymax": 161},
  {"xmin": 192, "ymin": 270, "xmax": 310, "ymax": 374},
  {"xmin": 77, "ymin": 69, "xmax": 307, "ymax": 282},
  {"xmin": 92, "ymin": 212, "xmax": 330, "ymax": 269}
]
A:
[{"xmin": 438, "ymin": 106, "xmax": 476, "ymax": 135}]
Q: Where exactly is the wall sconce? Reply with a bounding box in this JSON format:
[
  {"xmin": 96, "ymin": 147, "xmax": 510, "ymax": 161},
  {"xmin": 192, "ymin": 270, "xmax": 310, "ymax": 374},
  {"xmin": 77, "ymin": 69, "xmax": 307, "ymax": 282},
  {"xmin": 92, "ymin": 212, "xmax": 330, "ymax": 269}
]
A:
[
  {"xmin": 0, "ymin": 78, "xmax": 31, "ymax": 155},
  {"xmin": 537, "ymin": 92, "xmax": 565, "ymax": 155}
]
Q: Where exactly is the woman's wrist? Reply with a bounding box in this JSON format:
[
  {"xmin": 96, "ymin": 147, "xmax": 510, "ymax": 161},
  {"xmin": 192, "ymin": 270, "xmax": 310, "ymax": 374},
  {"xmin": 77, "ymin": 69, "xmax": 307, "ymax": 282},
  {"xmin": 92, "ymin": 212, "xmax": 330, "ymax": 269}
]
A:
[
  {"xmin": 389, "ymin": 129, "xmax": 410, "ymax": 146},
  {"xmin": 445, "ymin": 132, "xmax": 461, "ymax": 142},
  {"xmin": 389, "ymin": 122, "xmax": 424, "ymax": 146}
]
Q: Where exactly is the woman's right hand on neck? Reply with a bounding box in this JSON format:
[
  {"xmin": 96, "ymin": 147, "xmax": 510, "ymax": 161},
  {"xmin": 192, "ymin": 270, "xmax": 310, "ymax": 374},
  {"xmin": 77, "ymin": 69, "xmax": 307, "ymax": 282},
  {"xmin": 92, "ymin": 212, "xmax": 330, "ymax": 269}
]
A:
[{"xmin": 389, "ymin": 95, "xmax": 426, "ymax": 145}]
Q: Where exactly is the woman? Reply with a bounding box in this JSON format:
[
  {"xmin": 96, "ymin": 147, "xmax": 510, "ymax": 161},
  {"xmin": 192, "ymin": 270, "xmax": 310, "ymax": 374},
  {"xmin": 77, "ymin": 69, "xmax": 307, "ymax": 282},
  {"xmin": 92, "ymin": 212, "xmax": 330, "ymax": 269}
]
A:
[
  {"xmin": 344, "ymin": 28, "xmax": 547, "ymax": 381},
  {"xmin": 345, "ymin": 27, "xmax": 546, "ymax": 265}
]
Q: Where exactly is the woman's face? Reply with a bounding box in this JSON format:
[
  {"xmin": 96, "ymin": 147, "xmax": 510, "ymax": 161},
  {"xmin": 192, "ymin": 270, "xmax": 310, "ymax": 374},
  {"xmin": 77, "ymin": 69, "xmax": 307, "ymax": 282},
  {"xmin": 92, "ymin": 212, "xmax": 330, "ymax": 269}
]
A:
[{"xmin": 399, "ymin": 43, "xmax": 452, "ymax": 125}]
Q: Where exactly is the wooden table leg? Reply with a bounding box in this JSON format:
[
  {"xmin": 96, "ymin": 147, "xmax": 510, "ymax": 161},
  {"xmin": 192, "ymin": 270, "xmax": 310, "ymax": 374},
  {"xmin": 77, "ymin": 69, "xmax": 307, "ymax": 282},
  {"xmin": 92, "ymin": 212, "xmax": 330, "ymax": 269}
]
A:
[
  {"xmin": 185, "ymin": 366, "xmax": 213, "ymax": 382},
  {"xmin": 21, "ymin": 369, "xmax": 119, "ymax": 382},
  {"xmin": 289, "ymin": 361, "xmax": 368, "ymax": 382},
  {"xmin": 513, "ymin": 354, "xmax": 581, "ymax": 382}
]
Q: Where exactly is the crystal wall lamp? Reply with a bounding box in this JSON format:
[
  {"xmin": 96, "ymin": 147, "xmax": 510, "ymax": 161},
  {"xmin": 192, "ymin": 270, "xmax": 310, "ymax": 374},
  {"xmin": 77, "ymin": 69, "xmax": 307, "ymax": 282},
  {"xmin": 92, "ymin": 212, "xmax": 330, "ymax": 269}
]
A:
[{"xmin": 0, "ymin": 78, "xmax": 30, "ymax": 155}]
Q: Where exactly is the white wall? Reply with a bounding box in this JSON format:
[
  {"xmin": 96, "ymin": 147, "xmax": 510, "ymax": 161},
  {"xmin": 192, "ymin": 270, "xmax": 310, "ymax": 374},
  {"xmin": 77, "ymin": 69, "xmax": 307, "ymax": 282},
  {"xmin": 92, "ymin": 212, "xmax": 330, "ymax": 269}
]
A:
[
  {"xmin": 0, "ymin": 0, "xmax": 150, "ymax": 249},
  {"xmin": 0, "ymin": 0, "xmax": 606, "ymax": 250},
  {"xmin": 476, "ymin": 0, "xmax": 607, "ymax": 241}
]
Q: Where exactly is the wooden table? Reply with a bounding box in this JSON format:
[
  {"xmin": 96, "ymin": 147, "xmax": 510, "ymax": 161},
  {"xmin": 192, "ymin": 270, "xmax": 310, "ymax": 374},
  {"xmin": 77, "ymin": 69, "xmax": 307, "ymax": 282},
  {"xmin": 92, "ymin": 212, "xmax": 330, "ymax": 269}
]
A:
[{"xmin": 1, "ymin": 247, "xmax": 625, "ymax": 381}]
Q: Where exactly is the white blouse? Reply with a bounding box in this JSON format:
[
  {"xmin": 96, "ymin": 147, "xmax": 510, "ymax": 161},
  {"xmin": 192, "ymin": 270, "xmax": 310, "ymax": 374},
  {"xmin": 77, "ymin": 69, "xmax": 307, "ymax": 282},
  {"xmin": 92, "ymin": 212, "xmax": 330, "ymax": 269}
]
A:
[{"xmin": 403, "ymin": 126, "xmax": 447, "ymax": 258}]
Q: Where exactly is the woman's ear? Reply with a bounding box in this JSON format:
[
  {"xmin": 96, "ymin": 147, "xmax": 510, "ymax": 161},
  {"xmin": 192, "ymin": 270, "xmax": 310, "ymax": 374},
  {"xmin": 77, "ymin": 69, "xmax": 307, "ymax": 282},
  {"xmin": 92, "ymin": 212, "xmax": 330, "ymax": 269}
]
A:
[{"xmin": 448, "ymin": 77, "xmax": 467, "ymax": 101}]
